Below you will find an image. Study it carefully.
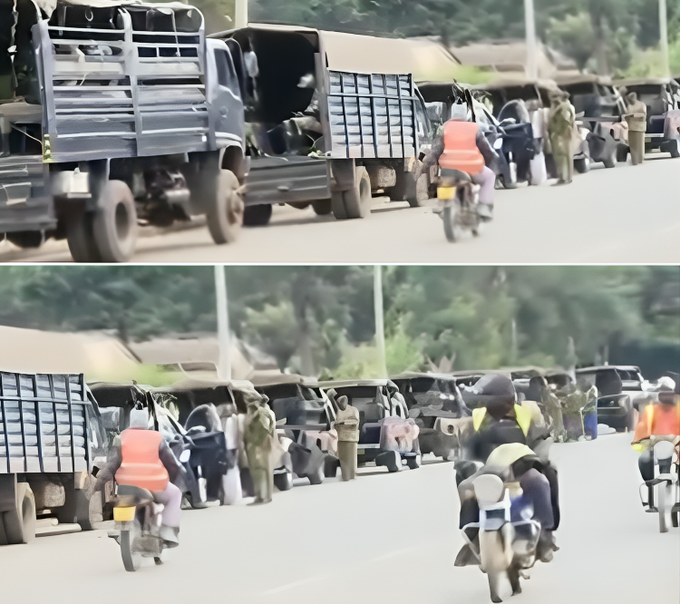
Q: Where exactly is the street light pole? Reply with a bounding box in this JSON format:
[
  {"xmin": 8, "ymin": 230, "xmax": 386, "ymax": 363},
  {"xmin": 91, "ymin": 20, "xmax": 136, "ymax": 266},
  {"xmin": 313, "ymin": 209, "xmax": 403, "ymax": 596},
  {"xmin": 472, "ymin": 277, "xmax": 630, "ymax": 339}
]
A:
[
  {"xmin": 215, "ymin": 265, "xmax": 232, "ymax": 380},
  {"xmin": 373, "ymin": 266, "xmax": 387, "ymax": 378},
  {"xmin": 660, "ymin": 0, "xmax": 670, "ymax": 78},
  {"xmin": 235, "ymin": 0, "xmax": 248, "ymax": 28},
  {"xmin": 524, "ymin": 0, "xmax": 538, "ymax": 80}
]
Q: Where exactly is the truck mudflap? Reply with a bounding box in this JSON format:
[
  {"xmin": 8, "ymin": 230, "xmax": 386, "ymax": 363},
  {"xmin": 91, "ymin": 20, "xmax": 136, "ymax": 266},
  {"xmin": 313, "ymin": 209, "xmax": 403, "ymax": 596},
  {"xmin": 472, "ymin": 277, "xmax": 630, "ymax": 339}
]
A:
[
  {"xmin": 0, "ymin": 155, "xmax": 55, "ymax": 232},
  {"xmin": 243, "ymin": 155, "xmax": 330, "ymax": 206}
]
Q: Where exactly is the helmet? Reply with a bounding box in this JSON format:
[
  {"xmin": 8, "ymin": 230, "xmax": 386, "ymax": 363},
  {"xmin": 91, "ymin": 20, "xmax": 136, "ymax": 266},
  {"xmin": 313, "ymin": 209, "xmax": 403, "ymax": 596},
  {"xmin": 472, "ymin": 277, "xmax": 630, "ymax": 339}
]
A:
[{"xmin": 472, "ymin": 374, "xmax": 517, "ymax": 418}]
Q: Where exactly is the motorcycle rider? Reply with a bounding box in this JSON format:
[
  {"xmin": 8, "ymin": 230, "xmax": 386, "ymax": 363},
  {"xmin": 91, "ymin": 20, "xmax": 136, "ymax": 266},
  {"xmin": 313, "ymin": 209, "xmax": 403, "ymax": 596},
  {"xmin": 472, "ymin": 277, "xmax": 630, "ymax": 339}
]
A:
[
  {"xmin": 92, "ymin": 408, "xmax": 182, "ymax": 546},
  {"xmin": 631, "ymin": 380, "xmax": 680, "ymax": 510},
  {"xmin": 418, "ymin": 99, "xmax": 498, "ymax": 220},
  {"xmin": 455, "ymin": 375, "xmax": 559, "ymax": 564}
]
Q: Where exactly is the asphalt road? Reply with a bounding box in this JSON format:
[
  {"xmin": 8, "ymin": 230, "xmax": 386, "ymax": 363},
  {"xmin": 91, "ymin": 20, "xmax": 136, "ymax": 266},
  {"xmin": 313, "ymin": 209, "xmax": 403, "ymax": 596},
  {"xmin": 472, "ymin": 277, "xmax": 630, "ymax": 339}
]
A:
[
  {"xmin": 2, "ymin": 155, "xmax": 679, "ymax": 264},
  {"xmin": 0, "ymin": 433, "xmax": 677, "ymax": 604}
]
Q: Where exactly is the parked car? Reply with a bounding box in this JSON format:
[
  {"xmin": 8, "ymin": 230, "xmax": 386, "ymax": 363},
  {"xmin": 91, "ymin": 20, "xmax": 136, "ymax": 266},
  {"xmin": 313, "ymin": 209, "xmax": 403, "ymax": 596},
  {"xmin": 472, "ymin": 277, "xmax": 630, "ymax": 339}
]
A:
[
  {"xmin": 0, "ymin": 371, "xmax": 109, "ymax": 545},
  {"xmin": 319, "ymin": 379, "xmax": 420, "ymax": 472},
  {"xmin": 252, "ymin": 374, "xmax": 340, "ymax": 479},
  {"xmin": 613, "ymin": 78, "xmax": 680, "ymax": 157},
  {"xmin": 575, "ymin": 365, "xmax": 644, "ymax": 432},
  {"xmin": 556, "ymin": 73, "xmax": 629, "ymax": 166},
  {"xmin": 391, "ymin": 372, "xmax": 472, "ymax": 461},
  {"xmin": 90, "ymin": 382, "xmax": 229, "ymax": 509}
]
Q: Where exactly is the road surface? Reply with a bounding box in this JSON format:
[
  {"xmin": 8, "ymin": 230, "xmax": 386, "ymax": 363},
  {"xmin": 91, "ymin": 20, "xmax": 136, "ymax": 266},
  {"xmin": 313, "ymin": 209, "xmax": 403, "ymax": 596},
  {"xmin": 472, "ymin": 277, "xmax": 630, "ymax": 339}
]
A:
[
  {"xmin": 2, "ymin": 156, "xmax": 679, "ymax": 264},
  {"xmin": 0, "ymin": 433, "xmax": 677, "ymax": 604}
]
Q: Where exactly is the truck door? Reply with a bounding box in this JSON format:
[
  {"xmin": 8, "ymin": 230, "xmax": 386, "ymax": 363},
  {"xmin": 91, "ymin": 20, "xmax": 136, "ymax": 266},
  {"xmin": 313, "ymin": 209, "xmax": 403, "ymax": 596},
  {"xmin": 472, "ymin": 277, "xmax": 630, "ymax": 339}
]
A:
[{"xmin": 206, "ymin": 39, "xmax": 245, "ymax": 151}]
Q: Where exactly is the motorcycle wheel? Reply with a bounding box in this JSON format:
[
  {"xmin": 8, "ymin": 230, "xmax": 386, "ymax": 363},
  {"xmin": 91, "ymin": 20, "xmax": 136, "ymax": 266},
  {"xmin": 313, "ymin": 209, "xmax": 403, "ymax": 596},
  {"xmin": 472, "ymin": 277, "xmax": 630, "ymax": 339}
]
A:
[
  {"xmin": 486, "ymin": 570, "xmax": 505, "ymax": 604},
  {"xmin": 658, "ymin": 480, "xmax": 671, "ymax": 533},
  {"xmin": 574, "ymin": 157, "xmax": 590, "ymax": 174},
  {"xmin": 443, "ymin": 205, "xmax": 464, "ymax": 243},
  {"xmin": 120, "ymin": 527, "xmax": 141, "ymax": 572}
]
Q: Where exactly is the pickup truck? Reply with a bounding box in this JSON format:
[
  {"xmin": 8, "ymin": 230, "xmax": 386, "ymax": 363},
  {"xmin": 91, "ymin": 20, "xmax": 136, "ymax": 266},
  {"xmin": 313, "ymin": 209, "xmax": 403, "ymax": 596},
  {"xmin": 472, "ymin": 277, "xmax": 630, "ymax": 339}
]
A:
[
  {"xmin": 213, "ymin": 24, "xmax": 434, "ymax": 224},
  {"xmin": 0, "ymin": 0, "xmax": 246, "ymax": 261},
  {"xmin": 0, "ymin": 371, "xmax": 108, "ymax": 545}
]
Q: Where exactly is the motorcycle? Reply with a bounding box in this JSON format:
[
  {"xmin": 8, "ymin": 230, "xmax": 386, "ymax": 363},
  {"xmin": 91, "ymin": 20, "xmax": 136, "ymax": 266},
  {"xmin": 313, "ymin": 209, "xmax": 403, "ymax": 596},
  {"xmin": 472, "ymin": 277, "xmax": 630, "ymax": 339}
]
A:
[
  {"xmin": 109, "ymin": 452, "xmax": 189, "ymax": 571},
  {"xmin": 639, "ymin": 439, "xmax": 680, "ymax": 532},
  {"xmin": 462, "ymin": 474, "xmax": 542, "ymax": 603},
  {"xmin": 435, "ymin": 168, "xmax": 485, "ymax": 243}
]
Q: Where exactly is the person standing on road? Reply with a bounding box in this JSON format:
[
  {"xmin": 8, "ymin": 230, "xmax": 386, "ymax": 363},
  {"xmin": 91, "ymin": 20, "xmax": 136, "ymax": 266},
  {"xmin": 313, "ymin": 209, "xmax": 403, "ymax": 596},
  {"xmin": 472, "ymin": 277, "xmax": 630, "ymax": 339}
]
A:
[
  {"xmin": 623, "ymin": 91, "xmax": 647, "ymax": 166},
  {"xmin": 547, "ymin": 90, "xmax": 576, "ymax": 185},
  {"xmin": 332, "ymin": 395, "xmax": 360, "ymax": 481},
  {"xmin": 243, "ymin": 392, "xmax": 276, "ymax": 504}
]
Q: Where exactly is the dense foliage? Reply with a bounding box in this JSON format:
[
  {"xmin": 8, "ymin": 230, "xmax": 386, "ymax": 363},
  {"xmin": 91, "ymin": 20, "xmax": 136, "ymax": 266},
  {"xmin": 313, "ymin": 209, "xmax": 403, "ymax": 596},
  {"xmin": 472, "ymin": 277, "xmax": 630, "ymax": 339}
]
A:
[{"xmin": 0, "ymin": 266, "xmax": 676, "ymax": 379}]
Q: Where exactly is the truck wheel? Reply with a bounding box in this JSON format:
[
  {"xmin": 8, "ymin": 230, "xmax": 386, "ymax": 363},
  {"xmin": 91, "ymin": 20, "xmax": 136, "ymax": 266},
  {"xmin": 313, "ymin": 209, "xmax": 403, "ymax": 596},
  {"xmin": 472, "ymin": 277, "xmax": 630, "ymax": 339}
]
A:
[
  {"xmin": 207, "ymin": 170, "xmax": 243, "ymax": 244},
  {"xmin": 330, "ymin": 191, "xmax": 347, "ymax": 220},
  {"xmin": 312, "ymin": 199, "xmax": 332, "ymax": 215},
  {"xmin": 6, "ymin": 231, "xmax": 45, "ymax": 249},
  {"xmin": 341, "ymin": 166, "xmax": 371, "ymax": 219},
  {"xmin": 91, "ymin": 180, "xmax": 138, "ymax": 262},
  {"xmin": 2, "ymin": 483, "xmax": 36, "ymax": 544},
  {"xmin": 388, "ymin": 169, "xmax": 429, "ymax": 207},
  {"xmin": 66, "ymin": 211, "xmax": 102, "ymax": 262},
  {"xmin": 243, "ymin": 204, "xmax": 272, "ymax": 226}
]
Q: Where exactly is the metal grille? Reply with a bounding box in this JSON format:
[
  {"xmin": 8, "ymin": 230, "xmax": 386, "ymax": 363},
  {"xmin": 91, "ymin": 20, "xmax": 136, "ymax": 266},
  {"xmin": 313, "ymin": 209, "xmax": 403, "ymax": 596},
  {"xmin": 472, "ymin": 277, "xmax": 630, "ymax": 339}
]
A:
[
  {"xmin": 0, "ymin": 372, "xmax": 92, "ymax": 474},
  {"xmin": 327, "ymin": 71, "xmax": 417, "ymax": 159}
]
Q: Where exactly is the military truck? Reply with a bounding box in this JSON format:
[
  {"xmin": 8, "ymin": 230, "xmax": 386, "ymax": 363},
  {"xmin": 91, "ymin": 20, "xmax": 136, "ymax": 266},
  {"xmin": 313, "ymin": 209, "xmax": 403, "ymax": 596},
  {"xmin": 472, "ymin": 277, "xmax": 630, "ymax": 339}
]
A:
[
  {"xmin": 213, "ymin": 24, "xmax": 434, "ymax": 224},
  {"xmin": 0, "ymin": 0, "xmax": 246, "ymax": 261},
  {"xmin": 0, "ymin": 371, "xmax": 108, "ymax": 545}
]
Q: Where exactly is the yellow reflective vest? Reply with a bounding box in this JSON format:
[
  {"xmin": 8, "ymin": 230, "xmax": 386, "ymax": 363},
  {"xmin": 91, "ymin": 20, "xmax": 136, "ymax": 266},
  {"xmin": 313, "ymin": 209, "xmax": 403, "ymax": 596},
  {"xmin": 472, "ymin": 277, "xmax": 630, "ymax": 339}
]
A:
[{"xmin": 472, "ymin": 404, "xmax": 533, "ymax": 438}]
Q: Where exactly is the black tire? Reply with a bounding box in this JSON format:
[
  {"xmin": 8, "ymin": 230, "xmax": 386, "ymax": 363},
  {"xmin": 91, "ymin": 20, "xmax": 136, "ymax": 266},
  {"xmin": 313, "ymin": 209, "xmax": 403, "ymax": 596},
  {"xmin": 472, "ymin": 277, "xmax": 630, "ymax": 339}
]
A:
[
  {"xmin": 379, "ymin": 450, "xmax": 401, "ymax": 473},
  {"xmin": 274, "ymin": 471, "xmax": 294, "ymax": 492},
  {"xmin": 670, "ymin": 139, "xmax": 680, "ymax": 158},
  {"xmin": 342, "ymin": 166, "xmax": 371, "ymax": 219},
  {"xmin": 616, "ymin": 145, "xmax": 629, "ymax": 163},
  {"xmin": 306, "ymin": 465, "xmax": 325, "ymax": 485},
  {"xmin": 312, "ymin": 199, "xmax": 332, "ymax": 215},
  {"xmin": 443, "ymin": 205, "xmax": 463, "ymax": 243},
  {"xmin": 330, "ymin": 191, "xmax": 347, "ymax": 220},
  {"xmin": 207, "ymin": 170, "xmax": 244, "ymax": 244},
  {"xmin": 406, "ymin": 455, "xmax": 421, "ymax": 470},
  {"xmin": 672, "ymin": 510, "xmax": 679, "ymax": 528},
  {"xmin": 243, "ymin": 204, "xmax": 272, "ymax": 227},
  {"xmin": 6, "ymin": 230, "xmax": 45, "ymax": 249},
  {"xmin": 658, "ymin": 481, "xmax": 669, "ymax": 533},
  {"xmin": 574, "ymin": 157, "xmax": 590, "ymax": 174},
  {"xmin": 288, "ymin": 202, "xmax": 311, "ymax": 210},
  {"xmin": 3, "ymin": 483, "xmax": 36, "ymax": 545},
  {"xmin": 120, "ymin": 528, "xmax": 141, "ymax": 572},
  {"xmin": 324, "ymin": 455, "xmax": 340, "ymax": 478},
  {"xmin": 91, "ymin": 180, "xmax": 138, "ymax": 262},
  {"xmin": 66, "ymin": 211, "xmax": 102, "ymax": 262},
  {"xmin": 388, "ymin": 169, "xmax": 429, "ymax": 207}
]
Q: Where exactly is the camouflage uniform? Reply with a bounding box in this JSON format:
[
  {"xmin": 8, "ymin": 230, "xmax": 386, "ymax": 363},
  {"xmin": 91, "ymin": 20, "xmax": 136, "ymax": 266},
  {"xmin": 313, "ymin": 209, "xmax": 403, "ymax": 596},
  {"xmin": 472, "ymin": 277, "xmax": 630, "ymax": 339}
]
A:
[
  {"xmin": 243, "ymin": 394, "xmax": 276, "ymax": 503},
  {"xmin": 623, "ymin": 92, "xmax": 647, "ymax": 166},
  {"xmin": 548, "ymin": 93, "xmax": 576, "ymax": 184}
]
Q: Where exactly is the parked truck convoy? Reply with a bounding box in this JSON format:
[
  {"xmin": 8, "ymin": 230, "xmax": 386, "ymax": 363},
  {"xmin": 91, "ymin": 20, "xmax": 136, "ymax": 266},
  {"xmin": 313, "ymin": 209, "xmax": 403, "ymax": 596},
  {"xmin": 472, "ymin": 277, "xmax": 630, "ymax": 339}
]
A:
[
  {"xmin": 0, "ymin": 0, "xmax": 247, "ymax": 261},
  {"xmin": 0, "ymin": 371, "xmax": 108, "ymax": 544}
]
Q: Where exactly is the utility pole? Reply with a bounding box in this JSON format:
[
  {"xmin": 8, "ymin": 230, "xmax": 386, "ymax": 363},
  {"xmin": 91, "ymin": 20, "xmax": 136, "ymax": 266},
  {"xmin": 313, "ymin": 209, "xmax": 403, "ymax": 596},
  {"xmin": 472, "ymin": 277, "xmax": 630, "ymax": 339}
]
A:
[
  {"xmin": 214, "ymin": 265, "xmax": 232, "ymax": 380},
  {"xmin": 235, "ymin": 0, "xmax": 248, "ymax": 28},
  {"xmin": 660, "ymin": 0, "xmax": 670, "ymax": 78},
  {"xmin": 374, "ymin": 266, "xmax": 387, "ymax": 378},
  {"xmin": 524, "ymin": 0, "xmax": 538, "ymax": 80}
]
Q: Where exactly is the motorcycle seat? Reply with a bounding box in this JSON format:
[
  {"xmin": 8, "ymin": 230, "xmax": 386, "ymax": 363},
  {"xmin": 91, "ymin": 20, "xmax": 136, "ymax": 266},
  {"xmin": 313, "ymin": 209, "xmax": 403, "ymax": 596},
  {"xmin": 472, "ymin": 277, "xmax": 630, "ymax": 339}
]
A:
[{"xmin": 116, "ymin": 484, "xmax": 154, "ymax": 506}]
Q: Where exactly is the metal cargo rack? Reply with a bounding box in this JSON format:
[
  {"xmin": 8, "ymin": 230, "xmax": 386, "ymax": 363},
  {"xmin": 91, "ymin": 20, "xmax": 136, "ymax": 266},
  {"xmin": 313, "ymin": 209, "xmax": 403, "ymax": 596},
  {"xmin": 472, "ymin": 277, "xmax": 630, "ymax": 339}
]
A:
[
  {"xmin": 0, "ymin": 372, "xmax": 93, "ymax": 474},
  {"xmin": 327, "ymin": 71, "xmax": 418, "ymax": 159}
]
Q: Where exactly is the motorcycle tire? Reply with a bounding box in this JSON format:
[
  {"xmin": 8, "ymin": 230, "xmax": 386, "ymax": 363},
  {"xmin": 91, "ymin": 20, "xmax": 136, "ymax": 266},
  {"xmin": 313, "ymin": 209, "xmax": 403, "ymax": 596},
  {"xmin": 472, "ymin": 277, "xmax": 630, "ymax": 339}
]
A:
[
  {"xmin": 120, "ymin": 528, "xmax": 141, "ymax": 572},
  {"xmin": 274, "ymin": 471, "xmax": 294, "ymax": 492},
  {"xmin": 406, "ymin": 455, "xmax": 421, "ymax": 470},
  {"xmin": 443, "ymin": 205, "xmax": 463, "ymax": 243},
  {"xmin": 658, "ymin": 480, "xmax": 671, "ymax": 533}
]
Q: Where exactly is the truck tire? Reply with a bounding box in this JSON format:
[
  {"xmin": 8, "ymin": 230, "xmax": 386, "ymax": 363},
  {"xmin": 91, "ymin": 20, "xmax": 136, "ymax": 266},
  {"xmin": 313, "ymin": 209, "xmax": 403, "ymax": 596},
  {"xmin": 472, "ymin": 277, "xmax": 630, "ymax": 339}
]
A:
[
  {"xmin": 330, "ymin": 191, "xmax": 347, "ymax": 220},
  {"xmin": 66, "ymin": 211, "xmax": 102, "ymax": 262},
  {"xmin": 341, "ymin": 166, "xmax": 371, "ymax": 219},
  {"xmin": 91, "ymin": 180, "xmax": 138, "ymax": 262},
  {"xmin": 6, "ymin": 231, "xmax": 45, "ymax": 249},
  {"xmin": 207, "ymin": 170, "xmax": 244, "ymax": 244},
  {"xmin": 243, "ymin": 204, "xmax": 272, "ymax": 226},
  {"xmin": 312, "ymin": 199, "xmax": 332, "ymax": 215},
  {"xmin": 2, "ymin": 483, "xmax": 36, "ymax": 544},
  {"xmin": 388, "ymin": 169, "xmax": 429, "ymax": 207}
]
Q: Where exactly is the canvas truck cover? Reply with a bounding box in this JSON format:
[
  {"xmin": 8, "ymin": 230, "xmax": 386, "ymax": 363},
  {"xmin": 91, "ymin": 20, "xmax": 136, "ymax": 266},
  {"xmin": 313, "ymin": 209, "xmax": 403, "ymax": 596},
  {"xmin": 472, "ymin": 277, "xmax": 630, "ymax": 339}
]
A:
[
  {"xmin": 327, "ymin": 71, "xmax": 418, "ymax": 159},
  {"xmin": 0, "ymin": 371, "xmax": 99, "ymax": 474},
  {"xmin": 33, "ymin": 1, "xmax": 216, "ymax": 163}
]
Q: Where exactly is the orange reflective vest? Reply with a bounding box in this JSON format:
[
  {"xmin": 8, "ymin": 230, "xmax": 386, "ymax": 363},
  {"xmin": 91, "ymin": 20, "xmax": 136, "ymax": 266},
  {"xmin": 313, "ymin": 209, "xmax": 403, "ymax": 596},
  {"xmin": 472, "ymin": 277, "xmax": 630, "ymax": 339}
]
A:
[
  {"xmin": 633, "ymin": 399, "xmax": 680, "ymax": 444},
  {"xmin": 116, "ymin": 429, "xmax": 169, "ymax": 492},
  {"xmin": 439, "ymin": 120, "xmax": 485, "ymax": 176}
]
